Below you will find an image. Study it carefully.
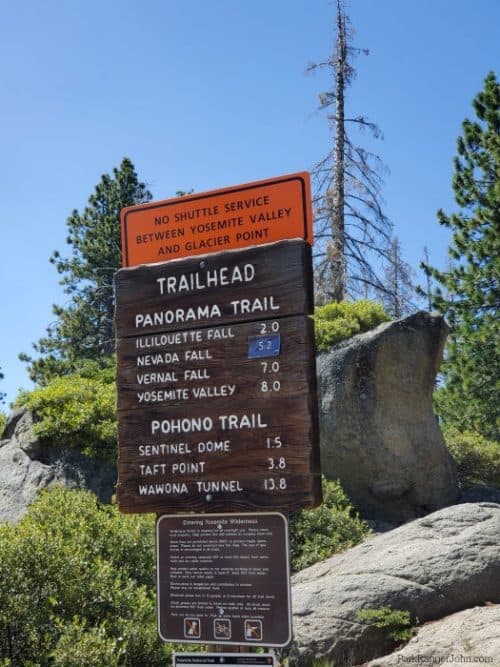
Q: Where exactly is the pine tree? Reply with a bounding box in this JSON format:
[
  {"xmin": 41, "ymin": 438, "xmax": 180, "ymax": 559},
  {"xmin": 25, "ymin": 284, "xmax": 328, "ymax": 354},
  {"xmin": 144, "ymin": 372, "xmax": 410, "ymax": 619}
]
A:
[
  {"xmin": 422, "ymin": 72, "xmax": 500, "ymax": 440},
  {"xmin": 310, "ymin": 0, "xmax": 392, "ymax": 302},
  {"xmin": 21, "ymin": 158, "xmax": 152, "ymax": 385}
]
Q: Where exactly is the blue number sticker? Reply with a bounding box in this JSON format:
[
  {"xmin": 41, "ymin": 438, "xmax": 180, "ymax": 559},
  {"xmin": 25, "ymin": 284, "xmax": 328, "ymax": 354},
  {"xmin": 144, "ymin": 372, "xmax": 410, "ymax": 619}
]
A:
[{"xmin": 248, "ymin": 334, "xmax": 281, "ymax": 359}]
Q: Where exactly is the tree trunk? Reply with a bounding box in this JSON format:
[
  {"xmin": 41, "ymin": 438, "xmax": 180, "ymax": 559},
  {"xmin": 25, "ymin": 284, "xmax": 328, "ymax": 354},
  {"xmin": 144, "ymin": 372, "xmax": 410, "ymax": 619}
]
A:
[{"xmin": 330, "ymin": 0, "xmax": 346, "ymax": 302}]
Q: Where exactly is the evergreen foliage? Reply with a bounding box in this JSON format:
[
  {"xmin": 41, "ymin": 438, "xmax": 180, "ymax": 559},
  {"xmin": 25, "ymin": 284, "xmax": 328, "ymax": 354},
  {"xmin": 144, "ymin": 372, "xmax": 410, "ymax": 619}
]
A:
[
  {"xmin": 0, "ymin": 487, "xmax": 170, "ymax": 665},
  {"xmin": 15, "ymin": 360, "xmax": 117, "ymax": 464},
  {"xmin": 289, "ymin": 478, "xmax": 370, "ymax": 571},
  {"xmin": 20, "ymin": 158, "xmax": 152, "ymax": 386},
  {"xmin": 0, "ymin": 366, "xmax": 5, "ymax": 404},
  {"xmin": 314, "ymin": 300, "xmax": 390, "ymax": 351},
  {"xmin": 421, "ymin": 72, "xmax": 499, "ymax": 440},
  {"xmin": 356, "ymin": 606, "xmax": 415, "ymax": 643},
  {"xmin": 444, "ymin": 426, "xmax": 500, "ymax": 489}
]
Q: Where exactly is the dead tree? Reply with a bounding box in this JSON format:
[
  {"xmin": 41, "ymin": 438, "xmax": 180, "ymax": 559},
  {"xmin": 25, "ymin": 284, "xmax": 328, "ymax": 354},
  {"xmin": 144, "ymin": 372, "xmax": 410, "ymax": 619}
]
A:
[
  {"xmin": 377, "ymin": 236, "xmax": 417, "ymax": 317},
  {"xmin": 310, "ymin": 0, "xmax": 392, "ymax": 303}
]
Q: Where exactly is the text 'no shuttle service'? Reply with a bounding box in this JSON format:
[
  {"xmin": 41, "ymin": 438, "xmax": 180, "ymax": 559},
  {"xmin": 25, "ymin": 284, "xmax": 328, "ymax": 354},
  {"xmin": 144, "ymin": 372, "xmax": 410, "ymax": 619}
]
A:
[{"xmin": 120, "ymin": 172, "xmax": 313, "ymax": 267}]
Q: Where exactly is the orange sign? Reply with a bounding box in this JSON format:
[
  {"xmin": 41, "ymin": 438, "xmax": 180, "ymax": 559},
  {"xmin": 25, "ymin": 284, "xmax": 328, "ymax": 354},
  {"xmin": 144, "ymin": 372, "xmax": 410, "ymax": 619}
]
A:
[{"xmin": 120, "ymin": 172, "xmax": 312, "ymax": 266}]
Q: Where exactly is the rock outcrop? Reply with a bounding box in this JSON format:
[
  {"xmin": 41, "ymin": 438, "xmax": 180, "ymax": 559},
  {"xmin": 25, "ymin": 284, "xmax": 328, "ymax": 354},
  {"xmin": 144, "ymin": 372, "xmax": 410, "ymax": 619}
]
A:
[
  {"xmin": 0, "ymin": 408, "xmax": 116, "ymax": 523},
  {"xmin": 290, "ymin": 502, "xmax": 500, "ymax": 666},
  {"xmin": 318, "ymin": 311, "xmax": 459, "ymax": 523},
  {"xmin": 366, "ymin": 605, "xmax": 500, "ymax": 666}
]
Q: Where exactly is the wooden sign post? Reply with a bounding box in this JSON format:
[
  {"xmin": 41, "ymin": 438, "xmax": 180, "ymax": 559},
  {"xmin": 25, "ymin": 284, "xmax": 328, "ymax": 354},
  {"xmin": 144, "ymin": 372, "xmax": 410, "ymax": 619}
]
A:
[
  {"xmin": 115, "ymin": 172, "xmax": 321, "ymax": 652},
  {"xmin": 114, "ymin": 240, "xmax": 321, "ymax": 514}
]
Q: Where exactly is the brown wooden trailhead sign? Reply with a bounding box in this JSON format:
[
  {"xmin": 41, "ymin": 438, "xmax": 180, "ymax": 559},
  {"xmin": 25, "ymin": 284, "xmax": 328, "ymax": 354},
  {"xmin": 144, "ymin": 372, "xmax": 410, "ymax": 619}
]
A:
[
  {"xmin": 114, "ymin": 239, "xmax": 322, "ymax": 514},
  {"xmin": 157, "ymin": 513, "xmax": 291, "ymax": 647}
]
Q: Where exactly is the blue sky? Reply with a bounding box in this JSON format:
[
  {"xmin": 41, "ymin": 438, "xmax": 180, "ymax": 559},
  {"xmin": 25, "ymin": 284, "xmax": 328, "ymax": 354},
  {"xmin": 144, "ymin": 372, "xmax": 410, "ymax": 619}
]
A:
[{"xmin": 1, "ymin": 0, "xmax": 498, "ymax": 405}]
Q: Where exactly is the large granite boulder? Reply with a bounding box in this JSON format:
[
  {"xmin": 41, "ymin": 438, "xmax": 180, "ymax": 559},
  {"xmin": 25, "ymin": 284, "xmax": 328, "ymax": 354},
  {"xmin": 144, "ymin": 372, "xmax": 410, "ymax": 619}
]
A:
[
  {"xmin": 290, "ymin": 502, "xmax": 500, "ymax": 666},
  {"xmin": 318, "ymin": 311, "xmax": 459, "ymax": 523},
  {"xmin": 0, "ymin": 408, "xmax": 116, "ymax": 523},
  {"xmin": 366, "ymin": 605, "xmax": 500, "ymax": 666}
]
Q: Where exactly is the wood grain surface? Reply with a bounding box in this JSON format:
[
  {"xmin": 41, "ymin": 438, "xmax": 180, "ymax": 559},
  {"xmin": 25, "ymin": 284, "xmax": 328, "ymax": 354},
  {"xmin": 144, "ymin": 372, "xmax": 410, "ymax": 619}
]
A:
[
  {"xmin": 116, "ymin": 315, "xmax": 314, "ymax": 411},
  {"xmin": 114, "ymin": 239, "xmax": 313, "ymax": 337},
  {"xmin": 117, "ymin": 393, "xmax": 321, "ymax": 513},
  {"xmin": 115, "ymin": 239, "xmax": 321, "ymax": 514}
]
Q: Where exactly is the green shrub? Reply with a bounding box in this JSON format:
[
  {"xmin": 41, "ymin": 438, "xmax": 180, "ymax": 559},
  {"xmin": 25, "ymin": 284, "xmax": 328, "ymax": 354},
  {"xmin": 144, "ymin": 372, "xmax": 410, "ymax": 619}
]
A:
[
  {"xmin": 15, "ymin": 363, "xmax": 117, "ymax": 463},
  {"xmin": 434, "ymin": 382, "xmax": 499, "ymax": 443},
  {"xmin": 0, "ymin": 486, "xmax": 170, "ymax": 665},
  {"xmin": 0, "ymin": 412, "xmax": 6, "ymax": 439},
  {"xmin": 314, "ymin": 300, "xmax": 390, "ymax": 351},
  {"xmin": 443, "ymin": 427, "xmax": 500, "ymax": 489},
  {"xmin": 356, "ymin": 606, "xmax": 415, "ymax": 643},
  {"xmin": 289, "ymin": 478, "xmax": 371, "ymax": 571},
  {"xmin": 51, "ymin": 619, "xmax": 125, "ymax": 667}
]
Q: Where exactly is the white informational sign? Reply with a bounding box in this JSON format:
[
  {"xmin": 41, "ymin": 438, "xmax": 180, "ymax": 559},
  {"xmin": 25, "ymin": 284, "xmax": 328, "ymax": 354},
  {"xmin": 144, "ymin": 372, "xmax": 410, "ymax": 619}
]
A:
[{"xmin": 173, "ymin": 653, "xmax": 275, "ymax": 666}]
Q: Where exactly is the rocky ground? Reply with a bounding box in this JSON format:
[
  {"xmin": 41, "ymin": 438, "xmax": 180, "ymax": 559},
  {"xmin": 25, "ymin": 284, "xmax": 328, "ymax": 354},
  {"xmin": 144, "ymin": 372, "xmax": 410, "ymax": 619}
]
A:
[
  {"xmin": 290, "ymin": 502, "xmax": 500, "ymax": 665},
  {"xmin": 365, "ymin": 605, "xmax": 500, "ymax": 666}
]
